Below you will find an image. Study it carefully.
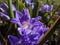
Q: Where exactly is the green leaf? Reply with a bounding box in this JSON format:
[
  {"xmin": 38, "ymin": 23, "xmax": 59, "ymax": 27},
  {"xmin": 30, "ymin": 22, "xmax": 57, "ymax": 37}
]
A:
[
  {"xmin": 52, "ymin": 5, "xmax": 60, "ymax": 15},
  {"xmin": 46, "ymin": 0, "xmax": 52, "ymax": 5},
  {"xmin": 32, "ymin": 0, "xmax": 41, "ymax": 17},
  {"xmin": 7, "ymin": 0, "xmax": 14, "ymax": 18},
  {"xmin": 16, "ymin": 0, "xmax": 19, "ymax": 10},
  {"xmin": 19, "ymin": 1, "xmax": 25, "ymax": 11},
  {"xmin": 7, "ymin": 0, "xmax": 17, "ymax": 29},
  {"xmin": 48, "ymin": 18, "xmax": 54, "ymax": 25}
]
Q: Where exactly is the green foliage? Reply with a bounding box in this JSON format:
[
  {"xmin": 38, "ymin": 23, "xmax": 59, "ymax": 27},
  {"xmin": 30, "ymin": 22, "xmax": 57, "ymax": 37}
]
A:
[
  {"xmin": 0, "ymin": 0, "xmax": 60, "ymax": 45},
  {"xmin": 7, "ymin": 0, "xmax": 14, "ymax": 18},
  {"xmin": 19, "ymin": 0, "xmax": 25, "ymax": 11}
]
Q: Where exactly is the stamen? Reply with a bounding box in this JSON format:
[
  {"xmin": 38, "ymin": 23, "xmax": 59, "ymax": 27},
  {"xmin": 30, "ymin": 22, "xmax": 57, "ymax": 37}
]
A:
[{"xmin": 22, "ymin": 22, "xmax": 28, "ymax": 29}]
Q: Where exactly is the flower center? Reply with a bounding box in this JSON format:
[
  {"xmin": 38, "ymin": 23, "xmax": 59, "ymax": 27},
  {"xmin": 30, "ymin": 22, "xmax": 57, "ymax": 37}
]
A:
[
  {"xmin": 23, "ymin": 24, "xmax": 28, "ymax": 29},
  {"xmin": 22, "ymin": 22, "xmax": 28, "ymax": 29}
]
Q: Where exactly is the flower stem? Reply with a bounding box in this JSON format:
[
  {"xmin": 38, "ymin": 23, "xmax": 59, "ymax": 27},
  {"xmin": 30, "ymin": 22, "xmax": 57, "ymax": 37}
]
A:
[
  {"xmin": 7, "ymin": 0, "xmax": 17, "ymax": 29},
  {"xmin": 16, "ymin": 0, "xmax": 19, "ymax": 10},
  {"xmin": 0, "ymin": 32, "xmax": 7, "ymax": 45},
  {"xmin": 5, "ymin": 23, "xmax": 13, "ymax": 37},
  {"xmin": 7, "ymin": 0, "xmax": 14, "ymax": 18}
]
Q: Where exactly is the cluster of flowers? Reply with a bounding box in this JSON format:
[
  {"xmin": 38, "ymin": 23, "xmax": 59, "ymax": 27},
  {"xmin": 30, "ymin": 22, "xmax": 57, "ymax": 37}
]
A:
[
  {"xmin": 26, "ymin": 0, "xmax": 53, "ymax": 12},
  {"xmin": 0, "ymin": 0, "xmax": 54, "ymax": 45}
]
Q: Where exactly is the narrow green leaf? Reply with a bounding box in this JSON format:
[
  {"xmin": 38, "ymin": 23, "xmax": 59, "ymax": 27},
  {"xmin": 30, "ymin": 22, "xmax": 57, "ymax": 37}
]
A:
[
  {"xmin": 7, "ymin": 0, "xmax": 14, "ymax": 18},
  {"xmin": 19, "ymin": 1, "xmax": 25, "ymax": 11},
  {"xmin": 16, "ymin": 0, "xmax": 19, "ymax": 10},
  {"xmin": 52, "ymin": 5, "xmax": 60, "ymax": 15},
  {"xmin": 32, "ymin": 0, "xmax": 39, "ymax": 17},
  {"xmin": 32, "ymin": 1, "xmax": 43, "ymax": 17},
  {"xmin": 48, "ymin": 18, "xmax": 54, "ymax": 25},
  {"xmin": 29, "ymin": 5, "xmax": 33, "ymax": 17},
  {"xmin": 7, "ymin": 0, "xmax": 17, "ymax": 29},
  {"xmin": 46, "ymin": 0, "xmax": 51, "ymax": 5},
  {"xmin": 22, "ymin": 0, "xmax": 25, "ymax": 3}
]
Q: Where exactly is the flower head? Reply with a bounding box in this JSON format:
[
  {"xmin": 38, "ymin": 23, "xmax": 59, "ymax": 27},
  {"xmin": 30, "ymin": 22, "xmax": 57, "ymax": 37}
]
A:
[
  {"xmin": 25, "ymin": 0, "xmax": 35, "ymax": 9},
  {"xmin": 39, "ymin": 4, "xmax": 53, "ymax": 12},
  {"xmin": 8, "ymin": 35, "xmax": 19, "ymax": 45},
  {"xmin": 26, "ymin": 0, "xmax": 32, "ymax": 5},
  {"xmin": 8, "ymin": 8, "xmax": 49, "ymax": 45},
  {"xmin": 0, "ymin": 3, "xmax": 16, "ymax": 20}
]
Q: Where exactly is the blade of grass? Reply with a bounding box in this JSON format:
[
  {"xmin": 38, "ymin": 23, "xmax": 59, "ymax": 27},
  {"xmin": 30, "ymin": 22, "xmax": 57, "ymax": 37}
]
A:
[
  {"xmin": 19, "ymin": 0, "xmax": 25, "ymax": 11},
  {"xmin": 7, "ymin": 0, "xmax": 18, "ymax": 29},
  {"xmin": 0, "ymin": 32, "xmax": 8, "ymax": 45},
  {"xmin": 16, "ymin": 0, "xmax": 19, "ymax": 10},
  {"xmin": 7, "ymin": 0, "xmax": 14, "ymax": 18},
  {"xmin": 32, "ymin": 1, "xmax": 43, "ymax": 17}
]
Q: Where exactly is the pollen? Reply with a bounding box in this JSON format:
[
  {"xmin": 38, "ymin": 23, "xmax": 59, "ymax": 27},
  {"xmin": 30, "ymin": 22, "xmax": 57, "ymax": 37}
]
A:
[{"xmin": 22, "ymin": 22, "xmax": 28, "ymax": 29}]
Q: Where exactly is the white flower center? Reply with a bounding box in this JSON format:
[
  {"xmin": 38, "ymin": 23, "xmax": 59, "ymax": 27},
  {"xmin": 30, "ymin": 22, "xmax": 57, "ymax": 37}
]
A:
[
  {"xmin": 22, "ymin": 22, "xmax": 29, "ymax": 29},
  {"xmin": 23, "ymin": 23, "xmax": 28, "ymax": 29}
]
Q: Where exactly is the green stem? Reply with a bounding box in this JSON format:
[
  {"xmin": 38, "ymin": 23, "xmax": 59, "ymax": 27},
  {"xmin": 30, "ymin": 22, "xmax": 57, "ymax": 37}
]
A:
[
  {"xmin": 7, "ymin": 0, "xmax": 14, "ymax": 18},
  {"xmin": 32, "ymin": 1, "xmax": 43, "ymax": 17},
  {"xmin": 7, "ymin": 0, "xmax": 17, "ymax": 29},
  {"xmin": 29, "ymin": 5, "xmax": 32, "ymax": 17},
  {"xmin": 15, "ymin": 0, "xmax": 20, "ymax": 28},
  {"xmin": 5, "ymin": 23, "xmax": 13, "ymax": 37},
  {"xmin": 0, "ymin": 32, "xmax": 7, "ymax": 45},
  {"xmin": 32, "ymin": 0, "xmax": 39, "ymax": 17},
  {"xmin": 16, "ymin": 0, "xmax": 19, "ymax": 10},
  {"xmin": 46, "ymin": 0, "xmax": 51, "ymax": 5}
]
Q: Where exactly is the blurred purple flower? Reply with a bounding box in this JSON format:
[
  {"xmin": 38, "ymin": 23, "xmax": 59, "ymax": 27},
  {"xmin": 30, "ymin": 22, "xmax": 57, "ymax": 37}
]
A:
[
  {"xmin": 11, "ymin": 8, "xmax": 42, "ymax": 28},
  {"xmin": 46, "ymin": 15, "xmax": 50, "ymax": 20},
  {"xmin": 0, "ymin": 12, "xmax": 10, "ymax": 20},
  {"xmin": 8, "ymin": 35, "xmax": 19, "ymax": 45},
  {"xmin": 39, "ymin": 4, "xmax": 53, "ymax": 12},
  {"xmin": 25, "ymin": 0, "xmax": 35, "ymax": 9},
  {"xmin": 0, "ymin": 40, "xmax": 3, "ymax": 45},
  {"xmin": 26, "ymin": 0, "xmax": 32, "ymax": 5},
  {"xmin": 8, "ymin": 8, "xmax": 49, "ymax": 45},
  {"xmin": 0, "ymin": 3, "xmax": 16, "ymax": 20}
]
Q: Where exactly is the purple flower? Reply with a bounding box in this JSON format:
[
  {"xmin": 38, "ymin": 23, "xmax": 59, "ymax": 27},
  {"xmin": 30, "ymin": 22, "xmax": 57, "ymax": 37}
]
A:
[
  {"xmin": 39, "ymin": 4, "xmax": 53, "ymax": 12},
  {"xmin": 47, "ymin": 15, "xmax": 50, "ymax": 20},
  {"xmin": 0, "ymin": 3, "xmax": 16, "ymax": 20},
  {"xmin": 0, "ymin": 3, "xmax": 9, "ymax": 20},
  {"xmin": 11, "ymin": 8, "xmax": 31, "ymax": 27},
  {"xmin": 0, "ymin": 40, "xmax": 3, "ymax": 45},
  {"xmin": 25, "ymin": 0, "xmax": 35, "ymax": 9},
  {"xmin": 8, "ymin": 35, "xmax": 19, "ymax": 45},
  {"xmin": 0, "ymin": 3, "xmax": 9, "ymax": 14},
  {"xmin": 26, "ymin": 0, "xmax": 32, "ymax": 5},
  {"xmin": 8, "ymin": 8, "xmax": 49, "ymax": 45},
  {"xmin": 0, "ymin": 12, "xmax": 10, "ymax": 20}
]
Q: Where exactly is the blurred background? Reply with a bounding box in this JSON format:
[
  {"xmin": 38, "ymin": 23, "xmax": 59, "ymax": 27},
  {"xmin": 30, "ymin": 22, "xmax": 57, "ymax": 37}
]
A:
[{"xmin": 0, "ymin": 0, "xmax": 60, "ymax": 45}]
